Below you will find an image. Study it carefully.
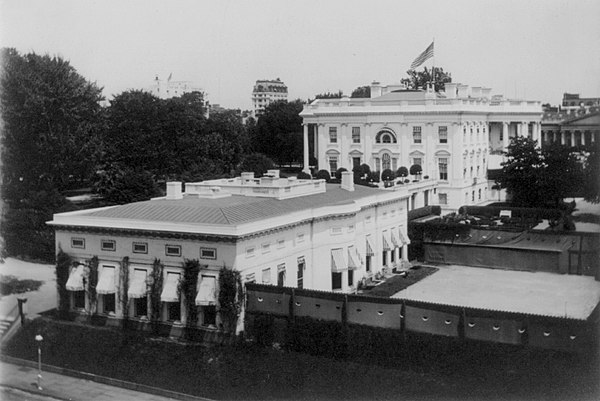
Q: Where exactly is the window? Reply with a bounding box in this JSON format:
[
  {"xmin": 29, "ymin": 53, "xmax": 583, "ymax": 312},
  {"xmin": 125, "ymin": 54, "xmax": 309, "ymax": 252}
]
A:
[
  {"xmin": 439, "ymin": 193, "xmax": 448, "ymax": 205},
  {"xmin": 366, "ymin": 254, "xmax": 372, "ymax": 272},
  {"xmin": 439, "ymin": 126, "xmax": 448, "ymax": 143},
  {"xmin": 200, "ymin": 247, "xmax": 216, "ymax": 259},
  {"xmin": 365, "ymin": 215, "xmax": 372, "ymax": 224},
  {"xmin": 382, "ymin": 153, "xmax": 391, "ymax": 170},
  {"xmin": 332, "ymin": 272, "xmax": 342, "ymax": 290},
  {"xmin": 246, "ymin": 246, "xmax": 255, "ymax": 258},
  {"xmin": 382, "ymin": 250, "xmax": 387, "ymax": 266},
  {"xmin": 413, "ymin": 157, "xmax": 422, "ymax": 166},
  {"xmin": 478, "ymin": 189, "xmax": 482, "ymax": 200},
  {"xmin": 330, "ymin": 227, "xmax": 342, "ymax": 235},
  {"xmin": 262, "ymin": 268, "xmax": 271, "ymax": 284},
  {"xmin": 413, "ymin": 126, "xmax": 422, "ymax": 143},
  {"xmin": 347, "ymin": 269, "xmax": 354, "ymax": 287},
  {"xmin": 134, "ymin": 296, "xmax": 147, "ymax": 318},
  {"xmin": 261, "ymin": 243, "xmax": 271, "ymax": 253},
  {"xmin": 348, "ymin": 225, "xmax": 355, "ymax": 233},
  {"xmin": 277, "ymin": 264, "xmax": 286, "ymax": 287},
  {"xmin": 73, "ymin": 290, "xmax": 85, "ymax": 309},
  {"xmin": 438, "ymin": 158, "xmax": 448, "ymax": 180},
  {"xmin": 165, "ymin": 245, "xmax": 181, "ymax": 257},
  {"xmin": 203, "ymin": 306, "xmax": 217, "ymax": 326},
  {"xmin": 352, "ymin": 127, "xmax": 360, "ymax": 143},
  {"xmin": 101, "ymin": 240, "xmax": 116, "ymax": 252},
  {"xmin": 133, "ymin": 242, "xmax": 148, "ymax": 254},
  {"xmin": 167, "ymin": 301, "xmax": 181, "ymax": 322},
  {"xmin": 103, "ymin": 294, "xmax": 115, "ymax": 314},
  {"xmin": 329, "ymin": 156, "xmax": 338, "ymax": 174},
  {"xmin": 329, "ymin": 127, "xmax": 338, "ymax": 143},
  {"xmin": 277, "ymin": 239, "xmax": 285, "ymax": 249},
  {"xmin": 296, "ymin": 233, "xmax": 305, "ymax": 243},
  {"xmin": 245, "ymin": 273, "xmax": 255, "ymax": 283},
  {"xmin": 472, "ymin": 191, "xmax": 475, "ymax": 202},
  {"xmin": 352, "ymin": 157, "xmax": 361, "ymax": 169},
  {"xmin": 71, "ymin": 238, "xmax": 85, "ymax": 249},
  {"xmin": 382, "ymin": 134, "xmax": 392, "ymax": 143},
  {"xmin": 297, "ymin": 257, "xmax": 305, "ymax": 289}
]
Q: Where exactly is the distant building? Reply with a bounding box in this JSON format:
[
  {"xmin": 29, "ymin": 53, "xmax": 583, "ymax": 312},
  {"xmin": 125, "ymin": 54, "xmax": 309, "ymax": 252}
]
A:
[
  {"xmin": 561, "ymin": 93, "xmax": 600, "ymax": 114},
  {"xmin": 300, "ymin": 81, "xmax": 542, "ymax": 211},
  {"xmin": 149, "ymin": 75, "xmax": 204, "ymax": 100},
  {"xmin": 252, "ymin": 78, "xmax": 288, "ymax": 117},
  {"xmin": 541, "ymin": 112, "xmax": 600, "ymax": 148}
]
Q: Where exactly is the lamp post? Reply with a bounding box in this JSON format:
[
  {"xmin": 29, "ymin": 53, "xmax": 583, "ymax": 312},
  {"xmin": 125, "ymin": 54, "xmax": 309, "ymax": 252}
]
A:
[{"xmin": 35, "ymin": 334, "xmax": 43, "ymax": 390}]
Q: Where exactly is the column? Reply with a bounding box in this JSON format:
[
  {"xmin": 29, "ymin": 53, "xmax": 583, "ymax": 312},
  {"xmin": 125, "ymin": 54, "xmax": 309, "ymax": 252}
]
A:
[
  {"xmin": 532, "ymin": 122, "xmax": 539, "ymax": 142},
  {"xmin": 581, "ymin": 131, "xmax": 586, "ymax": 146},
  {"xmin": 364, "ymin": 122, "xmax": 373, "ymax": 168},
  {"xmin": 521, "ymin": 122, "xmax": 528, "ymax": 138},
  {"xmin": 570, "ymin": 130, "xmax": 575, "ymax": 147},
  {"xmin": 317, "ymin": 124, "xmax": 326, "ymax": 172},
  {"xmin": 502, "ymin": 122, "xmax": 509, "ymax": 149},
  {"xmin": 401, "ymin": 244, "xmax": 408, "ymax": 261},
  {"xmin": 340, "ymin": 123, "xmax": 349, "ymax": 170},
  {"xmin": 425, "ymin": 122, "xmax": 434, "ymax": 177},
  {"xmin": 302, "ymin": 124, "xmax": 309, "ymax": 173},
  {"xmin": 561, "ymin": 131, "xmax": 566, "ymax": 145}
]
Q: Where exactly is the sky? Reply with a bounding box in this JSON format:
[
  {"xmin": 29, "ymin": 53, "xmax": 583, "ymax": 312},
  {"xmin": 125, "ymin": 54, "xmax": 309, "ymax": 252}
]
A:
[{"xmin": 1, "ymin": 0, "xmax": 599, "ymax": 110}]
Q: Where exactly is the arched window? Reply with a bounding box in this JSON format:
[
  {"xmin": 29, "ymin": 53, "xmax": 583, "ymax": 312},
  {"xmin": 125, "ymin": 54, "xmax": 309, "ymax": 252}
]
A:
[
  {"xmin": 382, "ymin": 153, "xmax": 391, "ymax": 170},
  {"xmin": 375, "ymin": 130, "xmax": 397, "ymax": 144}
]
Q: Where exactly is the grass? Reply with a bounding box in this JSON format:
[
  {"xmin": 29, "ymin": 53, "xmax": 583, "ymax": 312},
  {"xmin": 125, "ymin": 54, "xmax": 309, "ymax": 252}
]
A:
[
  {"xmin": 572, "ymin": 213, "xmax": 600, "ymax": 224},
  {"xmin": 3, "ymin": 317, "xmax": 598, "ymax": 400},
  {"xmin": 0, "ymin": 275, "xmax": 44, "ymax": 296},
  {"xmin": 361, "ymin": 265, "xmax": 438, "ymax": 297}
]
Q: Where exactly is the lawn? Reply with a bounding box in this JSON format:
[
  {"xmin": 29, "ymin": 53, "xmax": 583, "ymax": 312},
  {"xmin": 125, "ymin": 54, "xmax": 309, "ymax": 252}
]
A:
[
  {"xmin": 361, "ymin": 265, "xmax": 438, "ymax": 297},
  {"xmin": 3, "ymin": 317, "xmax": 598, "ymax": 400}
]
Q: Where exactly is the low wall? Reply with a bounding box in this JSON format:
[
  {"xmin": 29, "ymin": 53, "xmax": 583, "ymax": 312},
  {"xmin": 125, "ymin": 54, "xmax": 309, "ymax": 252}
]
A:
[{"xmin": 245, "ymin": 283, "xmax": 598, "ymax": 354}]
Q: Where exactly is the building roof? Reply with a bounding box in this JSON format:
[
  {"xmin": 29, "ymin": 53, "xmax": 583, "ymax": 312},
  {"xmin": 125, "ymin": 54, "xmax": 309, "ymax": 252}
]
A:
[
  {"xmin": 371, "ymin": 90, "xmax": 443, "ymax": 102},
  {"xmin": 54, "ymin": 184, "xmax": 396, "ymax": 230}
]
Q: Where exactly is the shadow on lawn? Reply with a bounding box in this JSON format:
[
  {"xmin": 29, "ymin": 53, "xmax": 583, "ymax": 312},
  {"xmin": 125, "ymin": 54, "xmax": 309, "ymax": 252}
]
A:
[{"xmin": 2, "ymin": 317, "xmax": 598, "ymax": 401}]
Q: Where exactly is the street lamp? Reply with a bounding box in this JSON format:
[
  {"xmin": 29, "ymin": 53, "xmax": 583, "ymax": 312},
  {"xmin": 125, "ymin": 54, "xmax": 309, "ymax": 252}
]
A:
[{"xmin": 35, "ymin": 334, "xmax": 43, "ymax": 390}]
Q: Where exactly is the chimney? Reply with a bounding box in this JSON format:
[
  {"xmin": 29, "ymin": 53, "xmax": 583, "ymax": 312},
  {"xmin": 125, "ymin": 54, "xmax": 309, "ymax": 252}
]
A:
[
  {"xmin": 482, "ymin": 87, "xmax": 492, "ymax": 99},
  {"xmin": 471, "ymin": 87, "xmax": 482, "ymax": 98},
  {"xmin": 457, "ymin": 84, "xmax": 469, "ymax": 98},
  {"xmin": 341, "ymin": 171, "xmax": 354, "ymax": 192},
  {"xmin": 370, "ymin": 81, "xmax": 382, "ymax": 98},
  {"xmin": 166, "ymin": 182, "xmax": 183, "ymax": 199},
  {"xmin": 444, "ymin": 83, "xmax": 458, "ymax": 99}
]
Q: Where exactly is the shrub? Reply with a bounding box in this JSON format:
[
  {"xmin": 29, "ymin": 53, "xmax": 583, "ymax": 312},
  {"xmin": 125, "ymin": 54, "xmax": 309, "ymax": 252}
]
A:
[
  {"xmin": 335, "ymin": 167, "xmax": 348, "ymax": 180},
  {"xmin": 180, "ymin": 259, "xmax": 201, "ymax": 328},
  {"xmin": 218, "ymin": 267, "xmax": 243, "ymax": 333},
  {"xmin": 296, "ymin": 171, "xmax": 311, "ymax": 179},
  {"xmin": 237, "ymin": 153, "xmax": 275, "ymax": 177},
  {"xmin": 55, "ymin": 249, "xmax": 71, "ymax": 318},
  {"xmin": 396, "ymin": 166, "xmax": 409, "ymax": 178},
  {"xmin": 381, "ymin": 169, "xmax": 394, "ymax": 181},
  {"xmin": 315, "ymin": 169, "xmax": 331, "ymax": 181},
  {"xmin": 368, "ymin": 171, "xmax": 380, "ymax": 183},
  {"xmin": 409, "ymin": 164, "xmax": 422, "ymax": 176}
]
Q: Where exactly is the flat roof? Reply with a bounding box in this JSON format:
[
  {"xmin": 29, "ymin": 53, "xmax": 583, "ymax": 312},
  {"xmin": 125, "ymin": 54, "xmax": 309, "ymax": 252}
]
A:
[
  {"xmin": 392, "ymin": 265, "xmax": 600, "ymax": 320},
  {"xmin": 61, "ymin": 184, "xmax": 393, "ymax": 227}
]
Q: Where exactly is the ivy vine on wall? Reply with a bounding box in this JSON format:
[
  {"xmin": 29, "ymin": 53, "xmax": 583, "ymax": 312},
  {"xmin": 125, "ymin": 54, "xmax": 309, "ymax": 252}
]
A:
[
  {"xmin": 150, "ymin": 258, "xmax": 164, "ymax": 326},
  {"xmin": 179, "ymin": 259, "xmax": 201, "ymax": 328},
  {"xmin": 120, "ymin": 256, "xmax": 129, "ymax": 320},
  {"xmin": 87, "ymin": 256, "xmax": 99, "ymax": 317},
  {"xmin": 55, "ymin": 248, "xmax": 71, "ymax": 318},
  {"xmin": 218, "ymin": 266, "xmax": 243, "ymax": 333}
]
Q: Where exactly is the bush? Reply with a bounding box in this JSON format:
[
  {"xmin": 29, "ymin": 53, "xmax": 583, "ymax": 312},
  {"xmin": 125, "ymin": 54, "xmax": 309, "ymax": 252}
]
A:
[
  {"xmin": 93, "ymin": 164, "xmax": 161, "ymax": 205},
  {"xmin": 381, "ymin": 169, "xmax": 394, "ymax": 181},
  {"xmin": 237, "ymin": 153, "xmax": 275, "ymax": 177},
  {"xmin": 315, "ymin": 169, "xmax": 331, "ymax": 181},
  {"xmin": 296, "ymin": 171, "xmax": 311, "ymax": 179},
  {"xmin": 409, "ymin": 164, "xmax": 422, "ymax": 176},
  {"xmin": 368, "ymin": 171, "xmax": 380, "ymax": 183},
  {"xmin": 335, "ymin": 167, "xmax": 348, "ymax": 180},
  {"xmin": 396, "ymin": 166, "xmax": 409, "ymax": 178}
]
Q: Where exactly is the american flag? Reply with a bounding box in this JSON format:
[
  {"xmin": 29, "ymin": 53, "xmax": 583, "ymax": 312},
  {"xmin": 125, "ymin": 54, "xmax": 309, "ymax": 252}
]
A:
[{"xmin": 410, "ymin": 42, "xmax": 434, "ymax": 70}]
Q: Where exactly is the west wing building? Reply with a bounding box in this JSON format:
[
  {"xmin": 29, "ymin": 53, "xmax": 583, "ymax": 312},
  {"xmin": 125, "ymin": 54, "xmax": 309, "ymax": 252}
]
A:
[
  {"xmin": 48, "ymin": 171, "xmax": 410, "ymax": 331},
  {"xmin": 300, "ymin": 82, "xmax": 542, "ymax": 211}
]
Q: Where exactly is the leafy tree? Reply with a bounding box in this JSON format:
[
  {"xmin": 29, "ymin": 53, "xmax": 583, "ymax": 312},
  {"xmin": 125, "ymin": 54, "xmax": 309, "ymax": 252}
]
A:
[
  {"xmin": 409, "ymin": 164, "xmax": 423, "ymax": 176},
  {"xmin": 353, "ymin": 163, "xmax": 370, "ymax": 183},
  {"xmin": 314, "ymin": 90, "xmax": 343, "ymax": 99},
  {"xmin": 582, "ymin": 148, "xmax": 600, "ymax": 203},
  {"xmin": 315, "ymin": 170, "xmax": 331, "ymax": 181},
  {"xmin": 297, "ymin": 171, "xmax": 312, "ymax": 179},
  {"xmin": 92, "ymin": 163, "xmax": 161, "ymax": 204},
  {"xmin": 368, "ymin": 171, "xmax": 380, "ymax": 183},
  {"xmin": 252, "ymin": 100, "xmax": 304, "ymax": 165},
  {"xmin": 218, "ymin": 267, "xmax": 243, "ymax": 334},
  {"xmin": 236, "ymin": 153, "xmax": 275, "ymax": 177},
  {"xmin": 334, "ymin": 167, "xmax": 347, "ymax": 180},
  {"xmin": 351, "ymin": 86, "xmax": 371, "ymax": 98},
  {"xmin": 396, "ymin": 166, "xmax": 409, "ymax": 178},
  {"xmin": 1, "ymin": 48, "xmax": 103, "ymax": 260},
  {"xmin": 401, "ymin": 67, "xmax": 452, "ymax": 92}
]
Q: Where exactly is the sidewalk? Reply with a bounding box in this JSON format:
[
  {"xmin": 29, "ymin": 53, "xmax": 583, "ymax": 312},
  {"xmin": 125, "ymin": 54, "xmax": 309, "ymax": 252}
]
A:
[{"xmin": 0, "ymin": 359, "xmax": 211, "ymax": 401}]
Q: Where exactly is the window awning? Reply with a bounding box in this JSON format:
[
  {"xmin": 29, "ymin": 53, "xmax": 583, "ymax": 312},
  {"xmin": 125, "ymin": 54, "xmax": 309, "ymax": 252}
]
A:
[
  {"xmin": 391, "ymin": 230, "xmax": 401, "ymax": 248},
  {"xmin": 382, "ymin": 231, "xmax": 392, "ymax": 251},
  {"xmin": 347, "ymin": 248, "xmax": 360, "ymax": 270},
  {"xmin": 161, "ymin": 272, "xmax": 180, "ymax": 303},
  {"xmin": 195, "ymin": 276, "xmax": 217, "ymax": 306},
  {"xmin": 297, "ymin": 256, "xmax": 305, "ymax": 265},
  {"xmin": 366, "ymin": 236, "xmax": 375, "ymax": 256},
  {"xmin": 398, "ymin": 229, "xmax": 411, "ymax": 245},
  {"xmin": 66, "ymin": 264, "xmax": 85, "ymax": 291},
  {"xmin": 96, "ymin": 266, "xmax": 116, "ymax": 295},
  {"xmin": 277, "ymin": 263, "xmax": 286, "ymax": 273},
  {"xmin": 331, "ymin": 248, "xmax": 347, "ymax": 272},
  {"xmin": 128, "ymin": 269, "xmax": 148, "ymax": 299}
]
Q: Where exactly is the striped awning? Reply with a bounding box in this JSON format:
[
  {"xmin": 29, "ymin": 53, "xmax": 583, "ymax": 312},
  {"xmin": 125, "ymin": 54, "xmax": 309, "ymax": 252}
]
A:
[
  {"xmin": 398, "ymin": 229, "xmax": 411, "ymax": 245},
  {"xmin": 331, "ymin": 248, "xmax": 348, "ymax": 272},
  {"xmin": 382, "ymin": 231, "xmax": 392, "ymax": 251},
  {"xmin": 66, "ymin": 264, "xmax": 85, "ymax": 291},
  {"xmin": 347, "ymin": 247, "xmax": 360, "ymax": 270},
  {"xmin": 365, "ymin": 236, "xmax": 375, "ymax": 256},
  {"xmin": 391, "ymin": 230, "xmax": 401, "ymax": 248},
  {"xmin": 96, "ymin": 266, "xmax": 116, "ymax": 295},
  {"xmin": 161, "ymin": 272, "xmax": 180, "ymax": 302},
  {"xmin": 195, "ymin": 275, "xmax": 217, "ymax": 306},
  {"xmin": 128, "ymin": 269, "xmax": 148, "ymax": 299}
]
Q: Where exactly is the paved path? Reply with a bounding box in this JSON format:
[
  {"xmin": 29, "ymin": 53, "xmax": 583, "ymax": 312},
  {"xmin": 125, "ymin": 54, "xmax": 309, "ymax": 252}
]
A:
[{"xmin": 0, "ymin": 360, "xmax": 207, "ymax": 401}]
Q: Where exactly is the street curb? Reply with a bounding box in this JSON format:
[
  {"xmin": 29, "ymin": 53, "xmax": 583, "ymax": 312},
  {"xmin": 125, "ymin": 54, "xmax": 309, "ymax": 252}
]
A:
[
  {"xmin": 1, "ymin": 355, "xmax": 214, "ymax": 401},
  {"xmin": 0, "ymin": 384, "xmax": 72, "ymax": 401}
]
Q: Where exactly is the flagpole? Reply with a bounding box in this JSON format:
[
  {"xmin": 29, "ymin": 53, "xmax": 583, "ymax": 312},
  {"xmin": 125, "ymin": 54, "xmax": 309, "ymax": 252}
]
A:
[{"xmin": 432, "ymin": 38, "xmax": 435, "ymax": 91}]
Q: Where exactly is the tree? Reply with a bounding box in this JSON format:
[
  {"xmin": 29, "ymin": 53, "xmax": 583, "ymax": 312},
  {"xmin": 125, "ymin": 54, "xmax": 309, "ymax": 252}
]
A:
[
  {"xmin": 315, "ymin": 170, "xmax": 331, "ymax": 181},
  {"xmin": 314, "ymin": 90, "xmax": 343, "ymax": 99},
  {"xmin": 252, "ymin": 100, "xmax": 304, "ymax": 165},
  {"xmin": 236, "ymin": 153, "xmax": 274, "ymax": 177},
  {"xmin": 396, "ymin": 166, "xmax": 409, "ymax": 178},
  {"xmin": 401, "ymin": 67, "xmax": 452, "ymax": 92},
  {"xmin": 381, "ymin": 169, "xmax": 394, "ymax": 181},
  {"xmin": 351, "ymin": 86, "xmax": 370, "ymax": 98},
  {"xmin": 92, "ymin": 163, "xmax": 161, "ymax": 204},
  {"xmin": 582, "ymin": 148, "xmax": 600, "ymax": 203},
  {"xmin": 409, "ymin": 164, "xmax": 422, "ymax": 176},
  {"xmin": 1, "ymin": 48, "xmax": 103, "ymax": 260},
  {"xmin": 334, "ymin": 167, "xmax": 347, "ymax": 180}
]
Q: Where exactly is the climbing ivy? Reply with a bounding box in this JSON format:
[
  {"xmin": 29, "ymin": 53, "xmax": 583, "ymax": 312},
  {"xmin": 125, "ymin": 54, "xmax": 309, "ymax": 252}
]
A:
[
  {"xmin": 150, "ymin": 258, "xmax": 164, "ymax": 326},
  {"xmin": 87, "ymin": 256, "xmax": 99, "ymax": 317},
  {"xmin": 120, "ymin": 256, "xmax": 129, "ymax": 320},
  {"xmin": 179, "ymin": 259, "xmax": 201, "ymax": 328},
  {"xmin": 218, "ymin": 266, "xmax": 243, "ymax": 334},
  {"xmin": 55, "ymin": 248, "xmax": 71, "ymax": 318}
]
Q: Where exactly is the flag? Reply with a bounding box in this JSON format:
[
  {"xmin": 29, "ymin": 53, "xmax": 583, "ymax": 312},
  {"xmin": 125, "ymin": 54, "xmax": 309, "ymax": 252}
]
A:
[
  {"xmin": 410, "ymin": 42, "xmax": 434, "ymax": 70},
  {"xmin": 167, "ymin": 72, "xmax": 172, "ymax": 81}
]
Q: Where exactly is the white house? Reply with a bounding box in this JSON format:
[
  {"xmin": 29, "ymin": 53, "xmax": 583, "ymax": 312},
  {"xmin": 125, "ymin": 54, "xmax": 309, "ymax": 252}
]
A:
[
  {"xmin": 300, "ymin": 82, "xmax": 543, "ymax": 211},
  {"xmin": 48, "ymin": 171, "xmax": 411, "ymax": 331}
]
